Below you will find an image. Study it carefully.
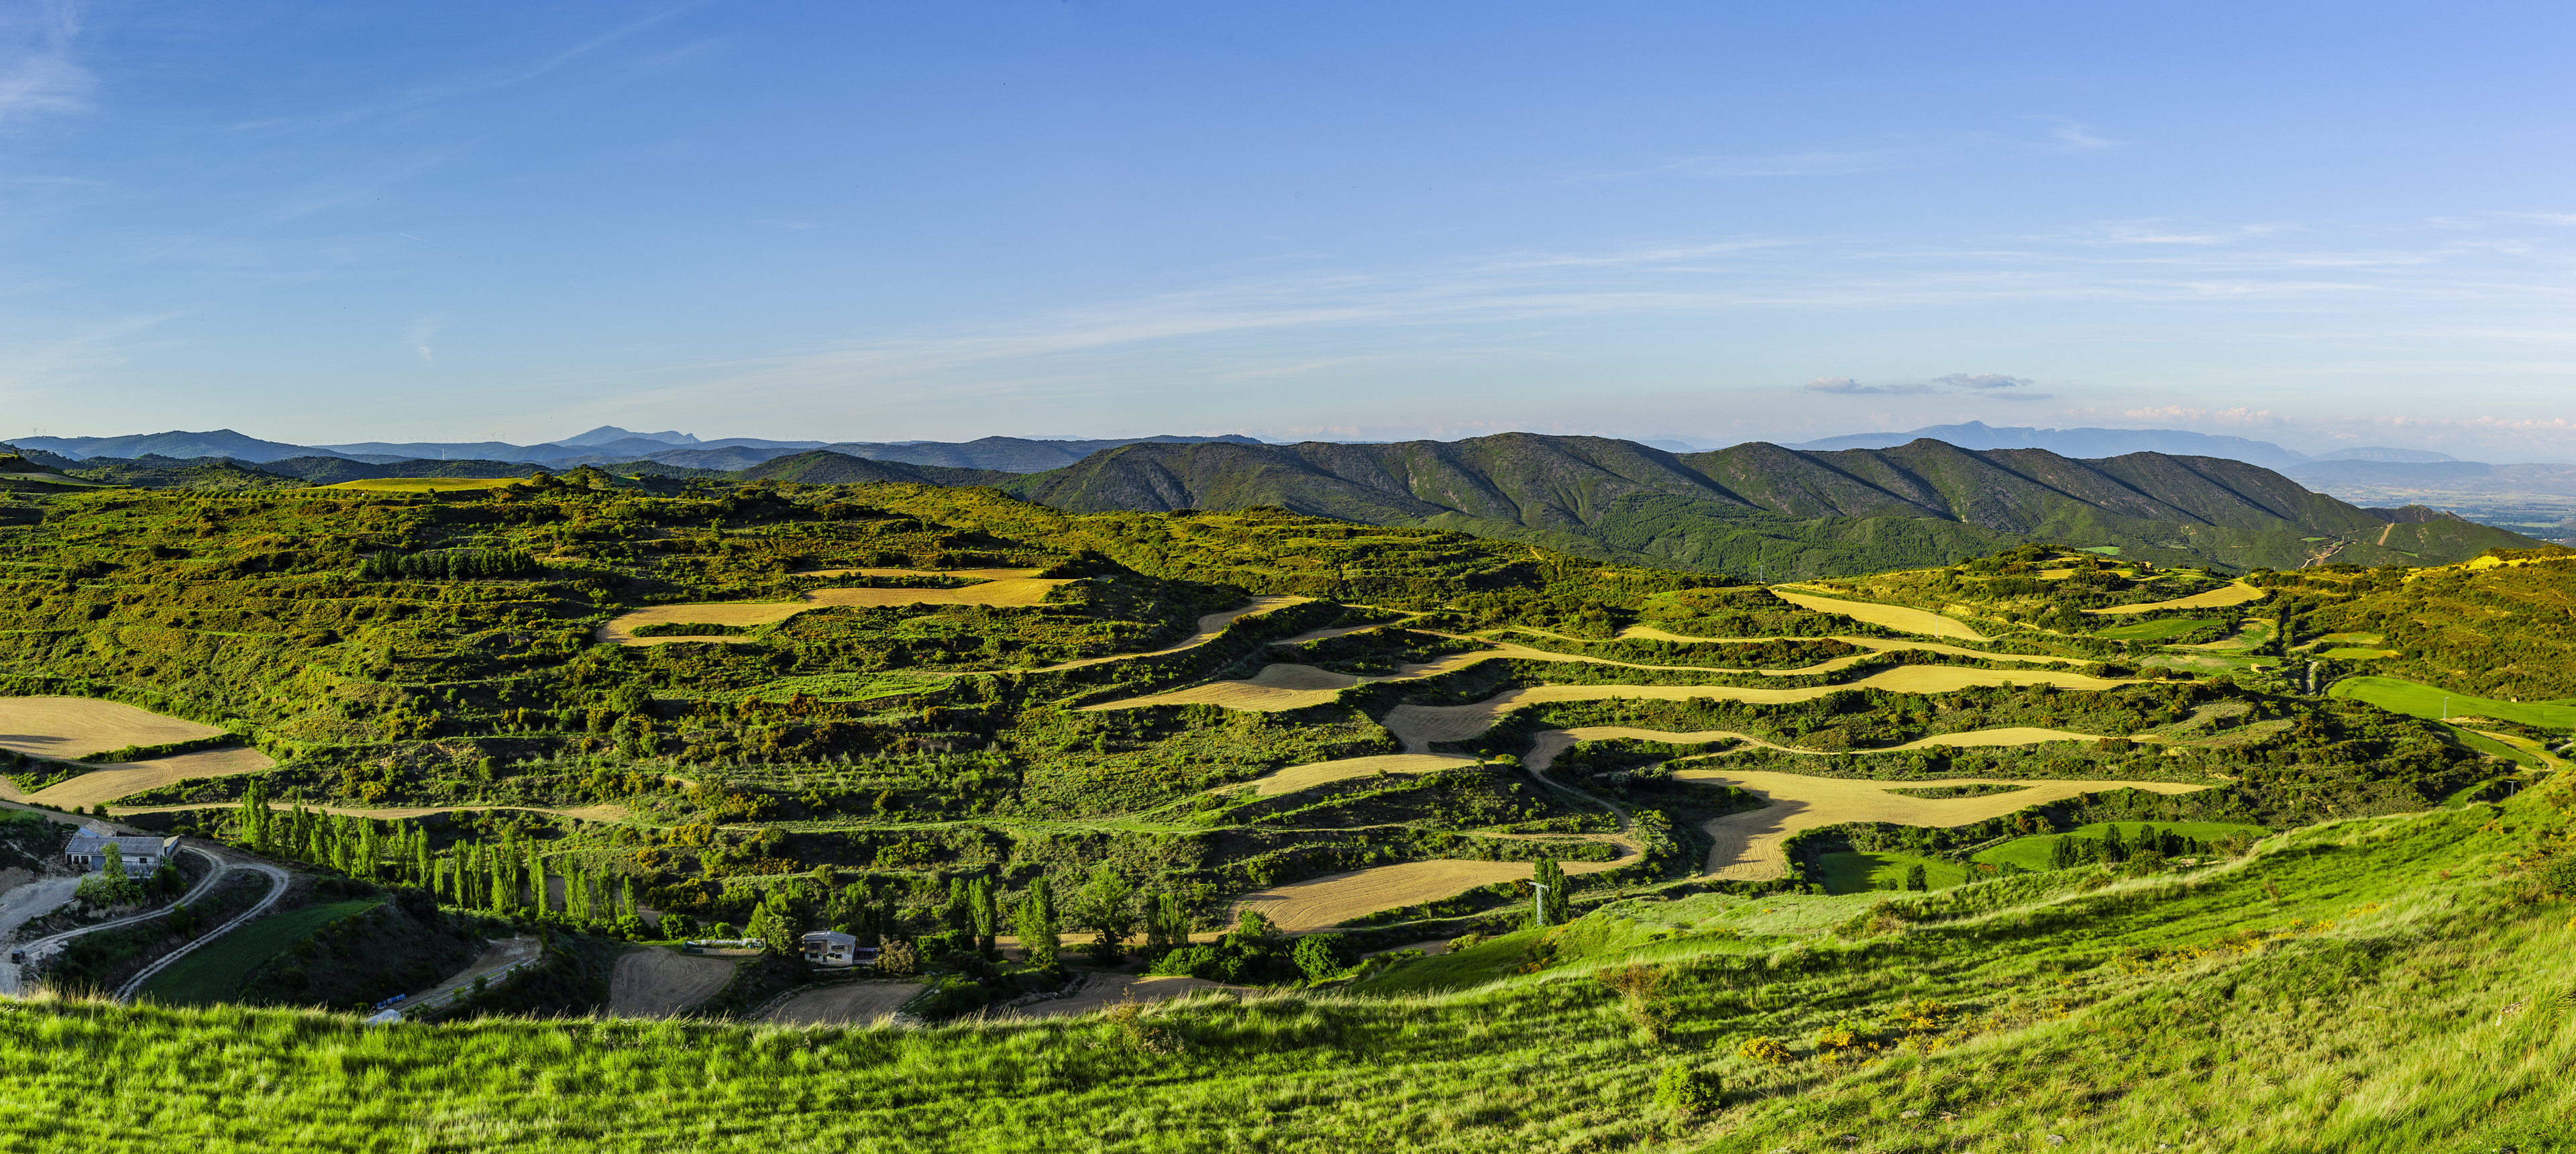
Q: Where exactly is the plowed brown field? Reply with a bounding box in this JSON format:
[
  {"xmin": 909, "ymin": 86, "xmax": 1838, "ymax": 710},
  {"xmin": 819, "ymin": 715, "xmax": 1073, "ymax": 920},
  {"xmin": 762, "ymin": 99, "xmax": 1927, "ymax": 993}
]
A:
[{"xmin": 607, "ymin": 949, "xmax": 737, "ymax": 1018}]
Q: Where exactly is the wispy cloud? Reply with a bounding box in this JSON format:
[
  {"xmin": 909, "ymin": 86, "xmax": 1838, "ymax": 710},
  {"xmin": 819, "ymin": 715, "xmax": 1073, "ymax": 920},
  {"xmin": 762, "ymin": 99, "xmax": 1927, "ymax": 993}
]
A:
[
  {"xmin": 1803, "ymin": 377, "xmax": 1935, "ymax": 396},
  {"xmin": 2094, "ymin": 222, "xmax": 2283, "ymax": 246},
  {"xmin": 407, "ymin": 315, "xmax": 445, "ymax": 364},
  {"xmin": 2027, "ymin": 115, "xmax": 2116, "ymax": 150},
  {"xmin": 0, "ymin": 0, "xmax": 91, "ymax": 126}
]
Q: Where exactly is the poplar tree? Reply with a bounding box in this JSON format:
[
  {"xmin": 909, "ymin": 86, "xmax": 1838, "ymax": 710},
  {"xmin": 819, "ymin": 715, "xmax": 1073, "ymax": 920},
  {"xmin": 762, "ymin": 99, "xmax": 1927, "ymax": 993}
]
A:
[
  {"xmin": 969, "ymin": 877, "xmax": 999, "ymax": 954},
  {"xmin": 236, "ymin": 779, "xmax": 270, "ymax": 851},
  {"xmin": 1014, "ymin": 877, "xmax": 1059, "ymax": 968}
]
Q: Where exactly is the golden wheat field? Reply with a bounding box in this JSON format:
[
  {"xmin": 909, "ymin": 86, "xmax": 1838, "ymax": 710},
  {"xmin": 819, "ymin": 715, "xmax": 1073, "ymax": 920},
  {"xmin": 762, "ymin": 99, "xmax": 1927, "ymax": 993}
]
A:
[
  {"xmin": 2086, "ymin": 580, "xmax": 2268, "ymax": 615},
  {"xmin": 1769, "ymin": 588, "xmax": 1990, "ymax": 640},
  {"xmin": 1664, "ymin": 768, "xmax": 2212, "ymax": 878}
]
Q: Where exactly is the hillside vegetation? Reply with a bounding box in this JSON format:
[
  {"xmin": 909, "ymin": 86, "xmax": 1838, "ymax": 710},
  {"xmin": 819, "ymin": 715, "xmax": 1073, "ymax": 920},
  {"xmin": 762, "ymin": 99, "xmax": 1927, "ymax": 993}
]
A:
[
  {"xmin": 4, "ymin": 773, "xmax": 2571, "ymax": 1152},
  {"xmin": 1004, "ymin": 433, "xmax": 2535, "ymax": 575}
]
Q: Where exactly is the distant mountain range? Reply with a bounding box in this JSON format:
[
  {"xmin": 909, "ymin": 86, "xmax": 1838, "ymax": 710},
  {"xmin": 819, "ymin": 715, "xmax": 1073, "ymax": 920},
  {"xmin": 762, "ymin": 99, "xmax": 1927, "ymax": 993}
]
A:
[
  {"xmin": 1004, "ymin": 433, "xmax": 2536, "ymax": 575},
  {"xmin": 1780, "ymin": 421, "xmax": 2458, "ymax": 472},
  {"xmin": 7, "ymin": 427, "xmax": 1265, "ymax": 472},
  {"xmin": 21, "ymin": 428, "xmax": 2540, "ymax": 573}
]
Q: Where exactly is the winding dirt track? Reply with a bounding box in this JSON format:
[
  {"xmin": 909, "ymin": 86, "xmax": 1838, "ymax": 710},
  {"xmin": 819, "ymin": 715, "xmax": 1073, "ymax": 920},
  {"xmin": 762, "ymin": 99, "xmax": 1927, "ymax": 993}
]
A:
[{"xmin": 1666, "ymin": 768, "xmax": 2211, "ymax": 879}]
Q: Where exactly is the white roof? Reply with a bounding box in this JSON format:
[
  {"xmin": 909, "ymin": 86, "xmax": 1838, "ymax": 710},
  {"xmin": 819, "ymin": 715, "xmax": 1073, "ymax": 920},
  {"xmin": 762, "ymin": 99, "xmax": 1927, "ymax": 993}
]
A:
[
  {"xmin": 801, "ymin": 931, "xmax": 860, "ymax": 946},
  {"xmin": 65, "ymin": 833, "xmax": 176, "ymax": 854}
]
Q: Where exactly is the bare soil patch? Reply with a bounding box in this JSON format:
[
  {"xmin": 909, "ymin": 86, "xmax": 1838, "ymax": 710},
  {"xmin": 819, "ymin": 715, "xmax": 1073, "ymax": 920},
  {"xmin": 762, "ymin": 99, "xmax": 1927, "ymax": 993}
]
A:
[
  {"xmin": 402, "ymin": 937, "xmax": 542, "ymax": 1014},
  {"xmin": 761, "ymin": 981, "xmax": 923, "ymax": 1027},
  {"xmin": 0, "ymin": 697, "xmax": 226, "ymax": 759},
  {"xmin": 608, "ymin": 947, "xmax": 738, "ymax": 1018},
  {"xmin": 1664, "ymin": 768, "xmax": 2211, "ymax": 879}
]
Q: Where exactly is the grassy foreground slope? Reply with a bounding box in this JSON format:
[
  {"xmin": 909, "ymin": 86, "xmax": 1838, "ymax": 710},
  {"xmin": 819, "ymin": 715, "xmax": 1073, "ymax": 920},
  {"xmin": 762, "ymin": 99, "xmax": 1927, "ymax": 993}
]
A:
[{"xmin": 7, "ymin": 776, "xmax": 2572, "ymax": 1153}]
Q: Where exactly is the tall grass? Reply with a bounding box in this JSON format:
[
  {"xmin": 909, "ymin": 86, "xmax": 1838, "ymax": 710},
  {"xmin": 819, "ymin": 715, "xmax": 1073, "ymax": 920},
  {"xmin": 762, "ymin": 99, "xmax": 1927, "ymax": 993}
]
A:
[{"xmin": 2, "ymin": 776, "xmax": 2570, "ymax": 1153}]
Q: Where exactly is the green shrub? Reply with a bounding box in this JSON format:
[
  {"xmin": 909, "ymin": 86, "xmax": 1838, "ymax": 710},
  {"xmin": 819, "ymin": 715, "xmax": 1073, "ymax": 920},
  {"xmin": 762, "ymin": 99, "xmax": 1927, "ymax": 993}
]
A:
[
  {"xmin": 1293, "ymin": 933, "xmax": 1356, "ymax": 981},
  {"xmin": 1654, "ymin": 1064, "xmax": 1724, "ymax": 1114}
]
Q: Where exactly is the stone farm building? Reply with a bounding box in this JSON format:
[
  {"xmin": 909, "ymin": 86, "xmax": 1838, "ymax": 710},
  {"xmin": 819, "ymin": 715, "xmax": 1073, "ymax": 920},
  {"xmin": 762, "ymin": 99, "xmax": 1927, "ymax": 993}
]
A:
[{"xmin": 65, "ymin": 833, "xmax": 179, "ymax": 874}]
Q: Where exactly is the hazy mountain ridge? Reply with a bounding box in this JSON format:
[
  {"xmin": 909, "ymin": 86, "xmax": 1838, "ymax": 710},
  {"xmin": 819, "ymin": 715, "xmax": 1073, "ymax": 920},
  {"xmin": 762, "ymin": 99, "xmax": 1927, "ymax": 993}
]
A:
[{"xmin": 1008, "ymin": 433, "xmax": 2537, "ymax": 574}]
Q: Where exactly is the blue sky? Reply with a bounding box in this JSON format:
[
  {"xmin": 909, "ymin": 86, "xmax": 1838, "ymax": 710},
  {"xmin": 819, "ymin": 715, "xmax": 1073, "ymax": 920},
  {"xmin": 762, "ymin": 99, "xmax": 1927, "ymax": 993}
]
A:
[{"xmin": 3, "ymin": 1, "xmax": 2572, "ymax": 458}]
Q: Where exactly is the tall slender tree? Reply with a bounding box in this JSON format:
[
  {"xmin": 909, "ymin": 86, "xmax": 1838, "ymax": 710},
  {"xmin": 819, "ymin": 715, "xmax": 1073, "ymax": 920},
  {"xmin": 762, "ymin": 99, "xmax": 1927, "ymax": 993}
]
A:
[
  {"xmin": 969, "ymin": 877, "xmax": 999, "ymax": 954},
  {"xmin": 1013, "ymin": 878, "xmax": 1059, "ymax": 969}
]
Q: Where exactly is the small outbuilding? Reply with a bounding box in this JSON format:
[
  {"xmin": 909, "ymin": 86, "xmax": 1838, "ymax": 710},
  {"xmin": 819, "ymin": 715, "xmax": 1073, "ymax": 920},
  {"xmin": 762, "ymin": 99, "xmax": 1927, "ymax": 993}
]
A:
[
  {"xmin": 800, "ymin": 931, "xmax": 863, "ymax": 967},
  {"xmin": 64, "ymin": 833, "xmax": 178, "ymax": 874}
]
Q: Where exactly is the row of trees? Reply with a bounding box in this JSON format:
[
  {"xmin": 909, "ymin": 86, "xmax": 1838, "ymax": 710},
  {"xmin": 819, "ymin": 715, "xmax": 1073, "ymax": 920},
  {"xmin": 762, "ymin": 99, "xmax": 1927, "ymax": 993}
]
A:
[
  {"xmin": 358, "ymin": 548, "xmax": 541, "ymax": 581},
  {"xmin": 234, "ymin": 780, "xmax": 643, "ymax": 928}
]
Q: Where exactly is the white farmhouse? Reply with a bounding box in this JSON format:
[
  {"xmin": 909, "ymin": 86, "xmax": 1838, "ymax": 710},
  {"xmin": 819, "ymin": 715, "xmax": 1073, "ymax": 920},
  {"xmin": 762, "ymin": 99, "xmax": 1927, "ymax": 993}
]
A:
[
  {"xmin": 800, "ymin": 931, "xmax": 863, "ymax": 967},
  {"xmin": 64, "ymin": 833, "xmax": 179, "ymax": 874}
]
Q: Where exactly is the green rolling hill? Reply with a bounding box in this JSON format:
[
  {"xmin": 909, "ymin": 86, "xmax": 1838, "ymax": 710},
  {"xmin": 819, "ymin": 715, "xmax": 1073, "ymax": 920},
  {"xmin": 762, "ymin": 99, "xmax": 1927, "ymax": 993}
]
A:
[{"xmin": 1005, "ymin": 433, "xmax": 2538, "ymax": 576}]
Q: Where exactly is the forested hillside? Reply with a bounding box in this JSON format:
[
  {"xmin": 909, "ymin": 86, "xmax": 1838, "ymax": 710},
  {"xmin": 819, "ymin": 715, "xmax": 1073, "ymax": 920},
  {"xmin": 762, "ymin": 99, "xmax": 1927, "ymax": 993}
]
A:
[{"xmin": 1006, "ymin": 433, "xmax": 2535, "ymax": 575}]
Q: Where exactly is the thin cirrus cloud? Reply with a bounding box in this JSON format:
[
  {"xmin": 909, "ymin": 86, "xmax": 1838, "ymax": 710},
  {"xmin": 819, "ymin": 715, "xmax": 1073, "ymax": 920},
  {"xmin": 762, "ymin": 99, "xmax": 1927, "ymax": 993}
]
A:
[
  {"xmin": 1802, "ymin": 377, "xmax": 1935, "ymax": 396},
  {"xmin": 0, "ymin": 0, "xmax": 93, "ymax": 125},
  {"xmin": 1803, "ymin": 373, "xmax": 2052, "ymax": 401}
]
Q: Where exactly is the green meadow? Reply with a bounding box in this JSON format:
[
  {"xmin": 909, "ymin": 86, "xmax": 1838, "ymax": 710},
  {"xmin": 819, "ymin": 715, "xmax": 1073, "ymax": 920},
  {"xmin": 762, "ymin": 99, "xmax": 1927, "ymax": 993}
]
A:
[
  {"xmin": 4, "ymin": 782, "xmax": 2571, "ymax": 1153},
  {"xmin": 2329, "ymin": 674, "xmax": 2576, "ymax": 729},
  {"xmin": 1972, "ymin": 821, "xmax": 2270, "ymax": 872}
]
